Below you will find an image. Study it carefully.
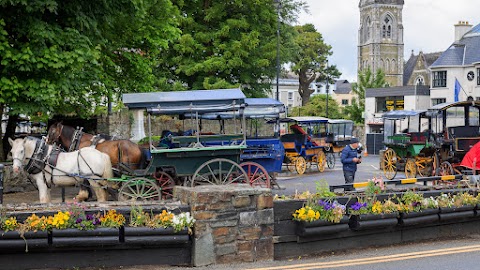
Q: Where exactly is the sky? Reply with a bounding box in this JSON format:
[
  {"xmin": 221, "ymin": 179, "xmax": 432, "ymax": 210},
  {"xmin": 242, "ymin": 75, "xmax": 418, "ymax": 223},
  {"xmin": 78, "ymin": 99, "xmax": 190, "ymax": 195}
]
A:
[{"xmin": 298, "ymin": 0, "xmax": 479, "ymax": 82}]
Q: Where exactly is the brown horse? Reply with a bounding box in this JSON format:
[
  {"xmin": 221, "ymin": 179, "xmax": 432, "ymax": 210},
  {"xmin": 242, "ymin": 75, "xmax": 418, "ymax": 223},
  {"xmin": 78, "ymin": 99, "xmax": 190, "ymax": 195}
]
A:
[{"xmin": 46, "ymin": 122, "xmax": 144, "ymax": 173}]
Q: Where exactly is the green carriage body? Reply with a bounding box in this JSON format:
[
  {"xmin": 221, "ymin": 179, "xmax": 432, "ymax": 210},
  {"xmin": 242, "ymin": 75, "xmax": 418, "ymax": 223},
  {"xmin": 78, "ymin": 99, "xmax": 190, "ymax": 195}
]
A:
[
  {"xmin": 149, "ymin": 143, "xmax": 245, "ymax": 177},
  {"xmin": 382, "ymin": 110, "xmax": 435, "ymax": 179}
]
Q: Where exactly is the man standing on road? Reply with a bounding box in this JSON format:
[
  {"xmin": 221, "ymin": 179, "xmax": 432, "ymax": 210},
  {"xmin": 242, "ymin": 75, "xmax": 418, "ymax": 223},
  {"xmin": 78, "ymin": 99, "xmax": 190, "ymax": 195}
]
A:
[{"xmin": 341, "ymin": 137, "xmax": 361, "ymax": 190}]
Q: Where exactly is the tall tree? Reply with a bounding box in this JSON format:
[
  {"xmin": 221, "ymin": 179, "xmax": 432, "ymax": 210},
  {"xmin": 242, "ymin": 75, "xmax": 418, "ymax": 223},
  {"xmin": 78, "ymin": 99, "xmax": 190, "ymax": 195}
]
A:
[
  {"xmin": 344, "ymin": 68, "xmax": 389, "ymax": 124},
  {"xmin": 0, "ymin": 0, "xmax": 180, "ymax": 159},
  {"xmin": 166, "ymin": 0, "xmax": 305, "ymax": 97},
  {"xmin": 290, "ymin": 24, "xmax": 340, "ymax": 106}
]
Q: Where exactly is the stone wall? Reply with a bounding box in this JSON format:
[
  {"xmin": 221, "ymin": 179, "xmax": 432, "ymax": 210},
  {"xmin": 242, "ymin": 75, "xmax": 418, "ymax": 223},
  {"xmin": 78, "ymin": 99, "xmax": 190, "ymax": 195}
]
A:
[{"xmin": 174, "ymin": 185, "xmax": 274, "ymax": 266}]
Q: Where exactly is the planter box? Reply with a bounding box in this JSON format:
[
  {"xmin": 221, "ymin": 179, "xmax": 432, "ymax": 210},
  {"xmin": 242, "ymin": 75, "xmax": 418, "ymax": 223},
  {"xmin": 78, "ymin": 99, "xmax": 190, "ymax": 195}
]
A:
[
  {"xmin": 0, "ymin": 230, "xmax": 49, "ymax": 252},
  {"xmin": 399, "ymin": 208, "xmax": 440, "ymax": 226},
  {"xmin": 51, "ymin": 228, "xmax": 120, "ymax": 247},
  {"xmin": 296, "ymin": 217, "xmax": 350, "ymax": 237},
  {"xmin": 122, "ymin": 227, "xmax": 190, "ymax": 246},
  {"xmin": 439, "ymin": 205, "xmax": 476, "ymax": 222},
  {"xmin": 348, "ymin": 213, "xmax": 399, "ymax": 231}
]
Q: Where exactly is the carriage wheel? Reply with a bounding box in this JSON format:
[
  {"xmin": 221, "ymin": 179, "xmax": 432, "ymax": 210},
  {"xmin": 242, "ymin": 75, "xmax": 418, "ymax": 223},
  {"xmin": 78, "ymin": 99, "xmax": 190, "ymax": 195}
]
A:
[
  {"xmin": 191, "ymin": 158, "xmax": 248, "ymax": 187},
  {"xmin": 316, "ymin": 151, "xmax": 326, "ymax": 173},
  {"xmin": 295, "ymin": 156, "xmax": 307, "ymax": 175},
  {"xmin": 240, "ymin": 162, "xmax": 271, "ymax": 188},
  {"xmin": 382, "ymin": 148, "xmax": 397, "ymax": 180},
  {"xmin": 153, "ymin": 171, "xmax": 175, "ymax": 200},
  {"xmin": 404, "ymin": 159, "xmax": 417, "ymax": 178},
  {"xmin": 286, "ymin": 156, "xmax": 297, "ymax": 172},
  {"xmin": 326, "ymin": 152, "xmax": 336, "ymax": 169},
  {"xmin": 439, "ymin": 161, "xmax": 454, "ymax": 176},
  {"xmin": 118, "ymin": 177, "xmax": 162, "ymax": 201}
]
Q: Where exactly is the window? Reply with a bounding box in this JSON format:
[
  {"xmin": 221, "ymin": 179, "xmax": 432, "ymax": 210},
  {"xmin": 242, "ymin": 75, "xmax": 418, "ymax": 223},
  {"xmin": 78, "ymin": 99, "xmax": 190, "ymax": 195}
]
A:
[
  {"xmin": 341, "ymin": 99, "xmax": 348, "ymax": 105},
  {"xmin": 288, "ymin": 92, "xmax": 293, "ymax": 100},
  {"xmin": 376, "ymin": 96, "xmax": 404, "ymax": 112},
  {"xmin": 415, "ymin": 76, "xmax": 425, "ymax": 85},
  {"xmin": 432, "ymin": 98, "xmax": 446, "ymax": 106},
  {"xmin": 477, "ymin": 68, "xmax": 480, "ymax": 85},
  {"xmin": 432, "ymin": 71, "xmax": 447, "ymax": 87},
  {"xmin": 366, "ymin": 17, "xmax": 371, "ymax": 40},
  {"xmin": 382, "ymin": 15, "xmax": 392, "ymax": 38}
]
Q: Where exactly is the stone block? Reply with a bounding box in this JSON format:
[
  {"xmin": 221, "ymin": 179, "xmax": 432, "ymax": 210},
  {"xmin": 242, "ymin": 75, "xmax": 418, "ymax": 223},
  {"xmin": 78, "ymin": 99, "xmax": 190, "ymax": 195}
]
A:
[
  {"xmin": 257, "ymin": 194, "xmax": 273, "ymax": 209},
  {"xmin": 194, "ymin": 211, "xmax": 216, "ymax": 220},
  {"xmin": 193, "ymin": 231, "xmax": 215, "ymax": 266},
  {"xmin": 239, "ymin": 211, "xmax": 257, "ymax": 226},
  {"xmin": 233, "ymin": 195, "xmax": 252, "ymax": 208},
  {"xmin": 237, "ymin": 240, "xmax": 254, "ymax": 252},
  {"xmin": 216, "ymin": 243, "xmax": 237, "ymax": 256},
  {"xmin": 238, "ymin": 226, "xmax": 262, "ymax": 240},
  {"xmin": 255, "ymin": 238, "xmax": 274, "ymax": 261},
  {"xmin": 257, "ymin": 209, "xmax": 274, "ymax": 225}
]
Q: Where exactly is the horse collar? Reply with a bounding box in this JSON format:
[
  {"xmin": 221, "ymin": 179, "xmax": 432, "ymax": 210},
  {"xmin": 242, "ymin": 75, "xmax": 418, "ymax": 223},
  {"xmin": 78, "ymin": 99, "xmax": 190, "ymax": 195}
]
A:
[{"xmin": 25, "ymin": 139, "xmax": 48, "ymax": 174}]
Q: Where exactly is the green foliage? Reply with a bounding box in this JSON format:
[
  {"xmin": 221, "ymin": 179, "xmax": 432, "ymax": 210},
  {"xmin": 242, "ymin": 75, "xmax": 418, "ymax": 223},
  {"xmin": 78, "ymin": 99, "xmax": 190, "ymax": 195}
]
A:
[
  {"xmin": 291, "ymin": 94, "xmax": 342, "ymax": 118},
  {"xmin": 0, "ymin": 0, "xmax": 181, "ymax": 118},
  {"xmin": 167, "ymin": 0, "xmax": 305, "ymax": 97},
  {"xmin": 344, "ymin": 68, "xmax": 389, "ymax": 124},
  {"xmin": 289, "ymin": 24, "xmax": 340, "ymax": 105}
]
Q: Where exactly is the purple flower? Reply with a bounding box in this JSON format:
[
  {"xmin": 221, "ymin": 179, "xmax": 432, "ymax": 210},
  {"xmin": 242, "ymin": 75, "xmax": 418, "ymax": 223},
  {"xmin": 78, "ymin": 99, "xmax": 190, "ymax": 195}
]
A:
[
  {"xmin": 350, "ymin": 202, "xmax": 367, "ymax": 211},
  {"xmin": 76, "ymin": 218, "xmax": 83, "ymax": 224},
  {"xmin": 318, "ymin": 200, "xmax": 333, "ymax": 210}
]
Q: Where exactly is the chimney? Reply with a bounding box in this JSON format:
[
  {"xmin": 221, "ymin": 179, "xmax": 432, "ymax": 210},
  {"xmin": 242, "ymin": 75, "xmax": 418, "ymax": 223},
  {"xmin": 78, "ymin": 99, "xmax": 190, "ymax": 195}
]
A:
[{"xmin": 454, "ymin": 21, "xmax": 472, "ymax": 42}]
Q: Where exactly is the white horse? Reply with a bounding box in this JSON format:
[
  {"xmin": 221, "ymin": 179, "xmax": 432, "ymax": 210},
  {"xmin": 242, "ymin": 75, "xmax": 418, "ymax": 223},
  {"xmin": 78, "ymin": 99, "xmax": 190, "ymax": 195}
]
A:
[{"xmin": 9, "ymin": 137, "xmax": 114, "ymax": 203}]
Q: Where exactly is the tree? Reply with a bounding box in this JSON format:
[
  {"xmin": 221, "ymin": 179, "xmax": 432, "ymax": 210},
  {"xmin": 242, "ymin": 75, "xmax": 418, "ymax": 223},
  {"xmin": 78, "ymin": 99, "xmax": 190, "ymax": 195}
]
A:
[
  {"xmin": 165, "ymin": 0, "xmax": 305, "ymax": 97},
  {"xmin": 291, "ymin": 94, "xmax": 342, "ymax": 119},
  {"xmin": 0, "ymin": 0, "xmax": 181, "ymax": 159},
  {"xmin": 344, "ymin": 68, "xmax": 389, "ymax": 124},
  {"xmin": 290, "ymin": 24, "xmax": 340, "ymax": 106}
]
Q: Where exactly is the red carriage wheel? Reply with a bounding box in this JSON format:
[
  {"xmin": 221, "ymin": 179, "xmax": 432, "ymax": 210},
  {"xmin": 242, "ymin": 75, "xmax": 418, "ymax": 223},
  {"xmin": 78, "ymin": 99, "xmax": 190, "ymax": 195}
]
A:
[
  {"xmin": 240, "ymin": 162, "xmax": 271, "ymax": 188},
  {"xmin": 154, "ymin": 171, "xmax": 176, "ymax": 200}
]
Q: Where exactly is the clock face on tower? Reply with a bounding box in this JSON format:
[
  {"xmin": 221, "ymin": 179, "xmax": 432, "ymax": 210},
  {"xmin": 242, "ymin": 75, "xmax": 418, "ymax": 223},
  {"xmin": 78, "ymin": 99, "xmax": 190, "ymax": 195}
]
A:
[{"xmin": 467, "ymin": 71, "xmax": 475, "ymax": 81}]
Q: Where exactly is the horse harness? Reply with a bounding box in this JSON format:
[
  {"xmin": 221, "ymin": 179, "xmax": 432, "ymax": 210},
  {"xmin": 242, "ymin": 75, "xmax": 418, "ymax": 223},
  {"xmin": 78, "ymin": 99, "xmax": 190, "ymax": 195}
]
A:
[
  {"xmin": 69, "ymin": 127, "xmax": 84, "ymax": 152},
  {"xmin": 24, "ymin": 138, "xmax": 104, "ymax": 188}
]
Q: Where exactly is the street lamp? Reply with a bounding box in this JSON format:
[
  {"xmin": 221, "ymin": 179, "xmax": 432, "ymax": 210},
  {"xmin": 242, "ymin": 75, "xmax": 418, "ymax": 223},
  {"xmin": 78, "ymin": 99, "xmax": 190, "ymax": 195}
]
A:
[
  {"xmin": 274, "ymin": 0, "xmax": 281, "ymax": 101},
  {"xmin": 325, "ymin": 60, "xmax": 329, "ymax": 118}
]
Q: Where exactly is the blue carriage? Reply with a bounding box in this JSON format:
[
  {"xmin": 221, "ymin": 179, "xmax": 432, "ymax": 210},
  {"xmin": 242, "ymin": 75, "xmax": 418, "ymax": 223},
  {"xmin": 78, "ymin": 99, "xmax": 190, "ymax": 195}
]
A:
[
  {"xmin": 279, "ymin": 117, "xmax": 329, "ymax": 175},
  {"xmin": 192, "ymin": 98, "xmax": 285, "ymax": 188}
]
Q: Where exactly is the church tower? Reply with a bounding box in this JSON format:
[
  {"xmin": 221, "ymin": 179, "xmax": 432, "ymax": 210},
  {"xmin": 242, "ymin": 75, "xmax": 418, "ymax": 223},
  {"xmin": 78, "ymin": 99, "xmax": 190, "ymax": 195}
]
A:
[{"xmin": 358, "ymin": 0, "xmax": 404, "ymax": 86}]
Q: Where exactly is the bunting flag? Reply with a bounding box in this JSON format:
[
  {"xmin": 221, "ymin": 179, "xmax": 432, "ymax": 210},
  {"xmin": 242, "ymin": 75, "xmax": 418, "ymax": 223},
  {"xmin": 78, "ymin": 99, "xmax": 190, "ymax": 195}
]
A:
[{"xmin": 454, "ymin": 78, "xmax": 461, "ymax": 102}]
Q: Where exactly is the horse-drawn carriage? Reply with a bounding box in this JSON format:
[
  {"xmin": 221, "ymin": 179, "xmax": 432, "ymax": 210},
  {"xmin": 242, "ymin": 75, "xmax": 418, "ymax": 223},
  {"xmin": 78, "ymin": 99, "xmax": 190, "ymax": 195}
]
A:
[
  {"xmin": 10, "ymin": 89, "xmax": 256, "ymax": 203},
  {"xmin": 279, "ymin": 117, "xmax": 328, "ymax": 175},
  {"xmin": 189, "ymin": 97, "xmax": 285, "ymax": 188},
  {"xmin": 381, "ymin": 101, "xmax": 480, "ymax": 181},
  {"xmin": 428, "ymin": 100, "xmax": 480, "ymax": 176},
  {"xmin": 122, "ymin": 89, "xmax": 250, "ymax": 190},
  {"xmin": 381, "ymin": 110, "xmax": 435, "ymax": 179}
]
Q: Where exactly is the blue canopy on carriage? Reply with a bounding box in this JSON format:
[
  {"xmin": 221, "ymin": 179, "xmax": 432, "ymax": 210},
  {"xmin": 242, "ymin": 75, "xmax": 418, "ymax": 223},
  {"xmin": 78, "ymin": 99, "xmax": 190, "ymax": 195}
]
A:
[
  {"xmin": 382, "ymin": 110, "xmax": 427, "ymax": 120},
  {"xmin": 122, "ymin": 88, "xmax": 246, "ymax": 115}
]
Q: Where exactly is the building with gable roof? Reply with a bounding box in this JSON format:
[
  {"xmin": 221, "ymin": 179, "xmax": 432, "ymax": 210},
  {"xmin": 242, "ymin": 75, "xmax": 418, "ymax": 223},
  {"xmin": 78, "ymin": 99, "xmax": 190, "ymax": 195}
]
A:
[{"xmin": 430, "ymin": 21, "xmax": 480, "ymax": 103}]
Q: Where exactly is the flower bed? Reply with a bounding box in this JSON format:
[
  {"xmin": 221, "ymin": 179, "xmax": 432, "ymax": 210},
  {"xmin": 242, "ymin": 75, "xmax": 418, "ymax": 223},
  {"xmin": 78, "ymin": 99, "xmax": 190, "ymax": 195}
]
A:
[
  {"xmin": 290, "ymin": 179, "xmax": 480, "ymax": 236},
  {"xmin": 0, "ymin": 202, "xmax": 195, "ymax": 252}
]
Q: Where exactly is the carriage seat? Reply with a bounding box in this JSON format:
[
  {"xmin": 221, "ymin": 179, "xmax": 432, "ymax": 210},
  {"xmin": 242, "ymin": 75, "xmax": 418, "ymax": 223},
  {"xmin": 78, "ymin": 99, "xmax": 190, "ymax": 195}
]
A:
[
  {"xmin": 280, "ymin": 134, "xmax": 306, "ymax": 153},
  {"xmin": 408, "ymin": 132, "xmax": 428, "ymax": 144}
]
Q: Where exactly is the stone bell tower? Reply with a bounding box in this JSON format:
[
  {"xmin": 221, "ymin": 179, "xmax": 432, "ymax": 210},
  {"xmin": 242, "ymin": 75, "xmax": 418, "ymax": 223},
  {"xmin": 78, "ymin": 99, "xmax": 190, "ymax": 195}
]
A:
[{"xmin": 358, "ymin": 0, "xmax": 404, "ymax": 86}]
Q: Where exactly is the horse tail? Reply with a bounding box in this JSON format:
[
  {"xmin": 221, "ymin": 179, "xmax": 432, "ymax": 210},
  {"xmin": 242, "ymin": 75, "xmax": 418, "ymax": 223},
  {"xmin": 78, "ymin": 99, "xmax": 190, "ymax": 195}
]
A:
[{"xmin": 102, "ymin": 152, "xmax": 114, "ymax": 179}]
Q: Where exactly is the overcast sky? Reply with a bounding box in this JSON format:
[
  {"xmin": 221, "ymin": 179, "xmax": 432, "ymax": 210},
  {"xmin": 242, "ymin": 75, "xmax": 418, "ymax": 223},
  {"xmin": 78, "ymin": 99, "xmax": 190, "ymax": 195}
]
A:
[{"xmin": 298, "ymin": 0, "xmax": 478, "ymax": 82}]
